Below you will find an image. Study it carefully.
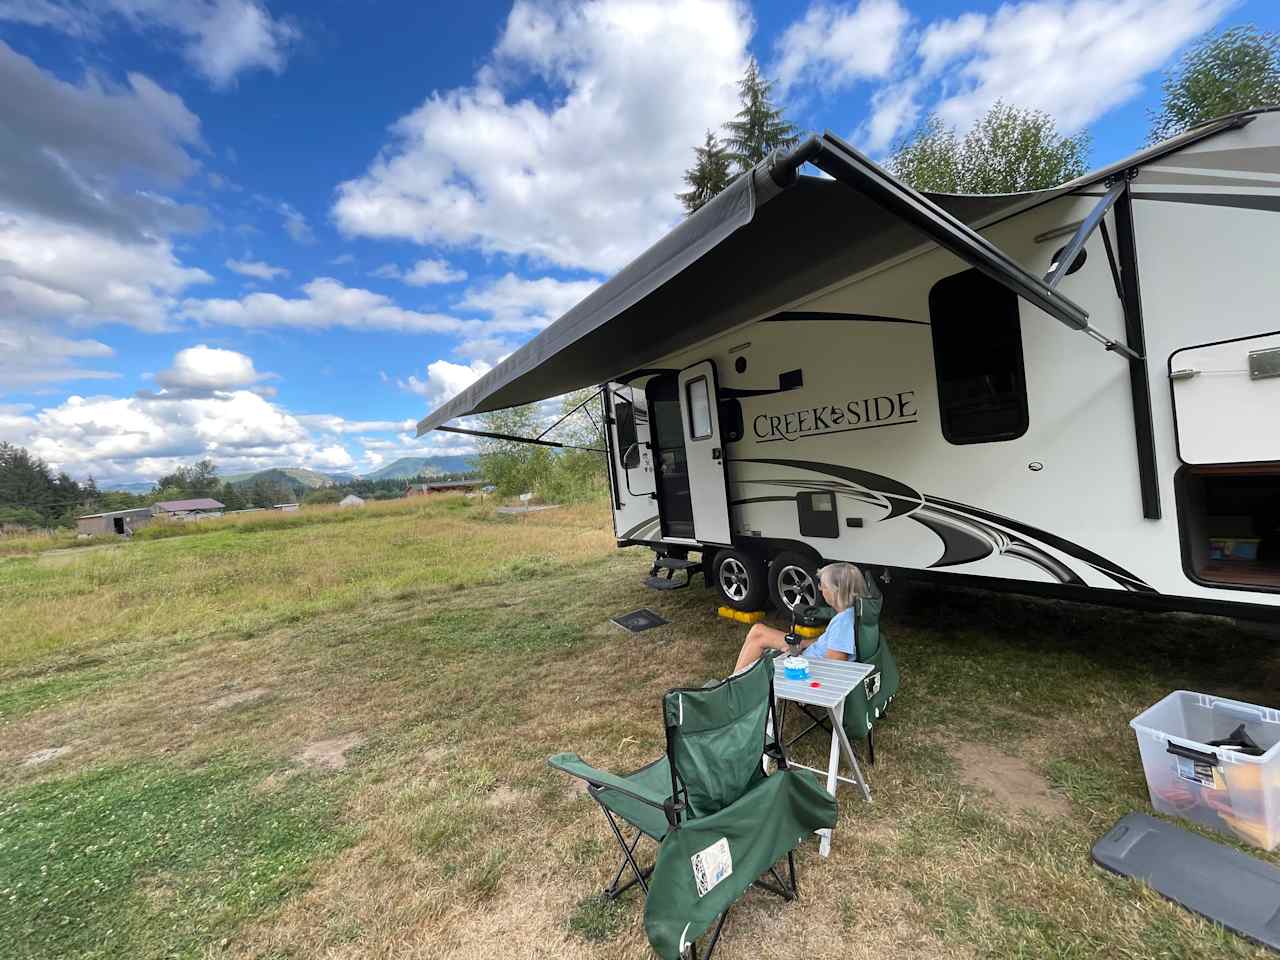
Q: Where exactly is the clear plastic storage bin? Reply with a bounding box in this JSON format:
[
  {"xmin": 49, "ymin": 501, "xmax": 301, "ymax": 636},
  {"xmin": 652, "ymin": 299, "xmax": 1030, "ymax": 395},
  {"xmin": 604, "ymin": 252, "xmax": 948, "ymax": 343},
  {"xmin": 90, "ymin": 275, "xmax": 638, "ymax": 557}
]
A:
[{"xmin": 1131, "ymin": 691, "xmax": 1280, "ymax": 850}]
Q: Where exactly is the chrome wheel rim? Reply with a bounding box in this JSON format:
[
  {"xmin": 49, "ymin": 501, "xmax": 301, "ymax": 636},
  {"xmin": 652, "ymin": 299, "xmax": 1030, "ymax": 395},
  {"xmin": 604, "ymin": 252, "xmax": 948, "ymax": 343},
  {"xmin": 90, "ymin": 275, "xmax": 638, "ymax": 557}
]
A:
[
  {"xmin": 719, "ymin": 557, "xmax": 750, "ymax": 602},
  {"xmin": 777, "ymin": 564, "xmax": 817, "ymax": 611}
]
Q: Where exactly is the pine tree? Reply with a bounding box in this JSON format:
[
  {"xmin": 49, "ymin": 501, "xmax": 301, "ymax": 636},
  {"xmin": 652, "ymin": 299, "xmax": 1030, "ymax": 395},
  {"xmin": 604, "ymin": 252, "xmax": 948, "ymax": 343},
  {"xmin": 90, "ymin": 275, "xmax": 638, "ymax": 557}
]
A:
[
  {"xmin": 722, "ymin": 58, "xmax": 800, "ymax": 173},
  {"xmin": 677, "ymin": 130, "xmax": 733, "ymax": 215}
]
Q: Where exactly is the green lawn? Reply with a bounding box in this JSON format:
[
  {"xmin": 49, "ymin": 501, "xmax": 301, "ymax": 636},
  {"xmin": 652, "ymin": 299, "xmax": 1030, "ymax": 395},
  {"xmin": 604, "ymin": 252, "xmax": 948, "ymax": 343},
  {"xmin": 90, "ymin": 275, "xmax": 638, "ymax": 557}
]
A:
[{"xmin": 2, "ymin": 494, "xmax": 1278, "ymax": 959}]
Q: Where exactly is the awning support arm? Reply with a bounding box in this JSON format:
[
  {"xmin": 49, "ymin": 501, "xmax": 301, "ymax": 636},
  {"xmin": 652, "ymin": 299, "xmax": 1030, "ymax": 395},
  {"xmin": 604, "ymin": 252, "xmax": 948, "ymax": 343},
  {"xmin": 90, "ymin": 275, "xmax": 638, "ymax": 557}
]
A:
[
  {"xmin": 1044, "ymin": 179, "xmax": 1126, "ymax": 290},
  {"xmin": 535, "ymin": 388, "xmax": 603, "ymax": 441},
  {"xmin": 435, "ymin": 424, "xmax": 604, "ymax": 453}
]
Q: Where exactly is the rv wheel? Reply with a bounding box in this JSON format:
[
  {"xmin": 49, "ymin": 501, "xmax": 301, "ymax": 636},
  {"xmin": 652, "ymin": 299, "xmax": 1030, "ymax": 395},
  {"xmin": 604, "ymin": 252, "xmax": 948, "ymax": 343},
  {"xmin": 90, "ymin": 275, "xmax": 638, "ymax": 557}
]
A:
[
  {"xmin": 712, "ymin": 549, "xmax": 767, "ymax": 611},
  {"xmin": 770, "ymin": 552, "xmax": 820, "ymax": 614}
]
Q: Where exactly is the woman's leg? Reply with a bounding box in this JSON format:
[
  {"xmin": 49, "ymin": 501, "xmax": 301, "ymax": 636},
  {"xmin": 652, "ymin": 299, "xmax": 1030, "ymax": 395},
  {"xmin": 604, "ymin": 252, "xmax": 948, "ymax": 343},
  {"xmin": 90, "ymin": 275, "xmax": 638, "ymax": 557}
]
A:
[{"xmin": 734, "ymin": 623, "xmax": 790, "ymax": 673}]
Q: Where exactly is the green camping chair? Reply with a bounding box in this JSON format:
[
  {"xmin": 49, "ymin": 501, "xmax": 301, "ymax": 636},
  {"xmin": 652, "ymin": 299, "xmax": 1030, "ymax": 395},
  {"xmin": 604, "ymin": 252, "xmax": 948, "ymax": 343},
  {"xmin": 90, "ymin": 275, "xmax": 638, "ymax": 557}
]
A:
[
  {"xmin": 548, "ymin": 654, "xmax": 837, "ymax": 959},
  {"xmin": 786, "ymin": 574, "xmax": 900, "ymax": 764}
]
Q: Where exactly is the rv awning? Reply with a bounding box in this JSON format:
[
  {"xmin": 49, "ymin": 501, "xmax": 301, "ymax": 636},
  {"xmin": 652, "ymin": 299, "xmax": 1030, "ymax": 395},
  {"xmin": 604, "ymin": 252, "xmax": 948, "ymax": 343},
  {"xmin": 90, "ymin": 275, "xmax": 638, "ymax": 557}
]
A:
[{"xmin": 418, "ymin": 118, "xmax": 1252, "ymax": 435}]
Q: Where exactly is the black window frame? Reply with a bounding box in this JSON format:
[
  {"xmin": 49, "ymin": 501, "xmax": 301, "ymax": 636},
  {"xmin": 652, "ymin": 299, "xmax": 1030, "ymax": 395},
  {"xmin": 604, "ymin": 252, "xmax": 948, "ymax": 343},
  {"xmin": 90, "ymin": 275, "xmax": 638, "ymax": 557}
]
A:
[
  {"xmin": 928, "ymin": 268, "xmax": 1030, "ymax": 445},
  {"xmin": 1175, "ymin": 464, "xmax": 1280, "ymax": 595}
]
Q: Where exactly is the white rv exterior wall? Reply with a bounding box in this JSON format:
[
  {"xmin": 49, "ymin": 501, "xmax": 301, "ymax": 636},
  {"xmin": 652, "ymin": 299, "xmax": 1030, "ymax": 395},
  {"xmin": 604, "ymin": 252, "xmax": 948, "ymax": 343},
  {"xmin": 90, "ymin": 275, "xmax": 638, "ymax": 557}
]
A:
[{"xmin": 608, "ymin": 113, "xmax": 1280, "ymax": 611}]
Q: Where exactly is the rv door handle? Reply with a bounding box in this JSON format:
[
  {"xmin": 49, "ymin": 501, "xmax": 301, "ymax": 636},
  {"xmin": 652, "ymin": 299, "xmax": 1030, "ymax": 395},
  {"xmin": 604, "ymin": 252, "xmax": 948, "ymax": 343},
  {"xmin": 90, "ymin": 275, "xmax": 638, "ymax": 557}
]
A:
[{"xmin": 712, "ymin": 447, "xmax": 722, "ymax": 460}]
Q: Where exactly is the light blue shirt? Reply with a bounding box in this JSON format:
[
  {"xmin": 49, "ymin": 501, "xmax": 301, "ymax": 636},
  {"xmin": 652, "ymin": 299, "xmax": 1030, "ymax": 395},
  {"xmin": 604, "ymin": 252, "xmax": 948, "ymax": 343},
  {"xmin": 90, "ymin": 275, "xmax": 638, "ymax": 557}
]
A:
[{"xmin": 802, "ymin": 608, "xmax": 857, "ymax": 661}]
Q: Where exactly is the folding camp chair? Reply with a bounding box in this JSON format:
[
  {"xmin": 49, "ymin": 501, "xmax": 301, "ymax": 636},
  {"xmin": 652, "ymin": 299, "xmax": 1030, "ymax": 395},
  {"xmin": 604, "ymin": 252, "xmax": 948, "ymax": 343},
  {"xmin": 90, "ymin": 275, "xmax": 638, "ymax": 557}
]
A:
[
  {"xmin": 782, "ymin": 576, "xmax": 900, "ymax": 765},
  {"xmin": 548, "ymin": 654, "xmax": 837, "ymax": 960}
]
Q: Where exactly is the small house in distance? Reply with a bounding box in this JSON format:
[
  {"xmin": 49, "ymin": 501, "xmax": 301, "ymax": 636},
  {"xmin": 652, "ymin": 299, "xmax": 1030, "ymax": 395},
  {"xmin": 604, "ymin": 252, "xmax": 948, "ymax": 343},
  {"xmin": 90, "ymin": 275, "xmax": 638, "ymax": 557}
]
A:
[
  {"xmin": 154, "ymin": 498, "xmax": 225, "ymax": 521},
  {"xmin": 404, "ymin": 479, "xmax": 483, "ymax": 497},
  {"xmin": 339, "ymin": 494, "xmax": 365, "ymax": 508},
  {"xmin": 76, "ymin": 507, "xmax": 154, "ymax": 537}
]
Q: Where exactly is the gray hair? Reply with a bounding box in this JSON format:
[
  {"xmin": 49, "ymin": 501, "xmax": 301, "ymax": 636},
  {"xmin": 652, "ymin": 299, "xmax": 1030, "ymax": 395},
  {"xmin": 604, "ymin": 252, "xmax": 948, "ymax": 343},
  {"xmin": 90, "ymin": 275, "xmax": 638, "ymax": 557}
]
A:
[{"xmin": 819, "ymin": 562, "xmax": 867, "ymax": 612}]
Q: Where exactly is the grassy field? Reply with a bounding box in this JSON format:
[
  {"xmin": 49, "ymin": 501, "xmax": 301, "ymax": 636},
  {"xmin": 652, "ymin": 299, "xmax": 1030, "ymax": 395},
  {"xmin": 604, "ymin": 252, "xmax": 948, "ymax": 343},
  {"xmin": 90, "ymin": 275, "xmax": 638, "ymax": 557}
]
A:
[{"xmin": 3, "ymin": 494, "xmax": 1279, "ymax": 959}]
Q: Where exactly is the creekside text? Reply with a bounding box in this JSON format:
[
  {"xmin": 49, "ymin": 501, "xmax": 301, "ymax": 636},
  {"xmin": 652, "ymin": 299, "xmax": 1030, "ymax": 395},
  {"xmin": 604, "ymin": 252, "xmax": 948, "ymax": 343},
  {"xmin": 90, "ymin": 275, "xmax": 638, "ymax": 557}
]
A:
[{"xmin": 752, "ymin": 391, "xmax": 917, "ymax": 442}]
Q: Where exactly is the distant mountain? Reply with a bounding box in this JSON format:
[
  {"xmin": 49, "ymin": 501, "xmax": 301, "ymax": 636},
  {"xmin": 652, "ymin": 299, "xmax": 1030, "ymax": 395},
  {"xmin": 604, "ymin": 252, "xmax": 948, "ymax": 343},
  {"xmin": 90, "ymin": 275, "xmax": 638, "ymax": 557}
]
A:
[
  {"xmin": 100, "ymin": 481, "xmax": 155, "ymax": 494},
  {"xmin": 362, "ymin": 456, "xmax": 477, "ymax": 482},
  {"xmin": 222, "ymin": 467, "xmax": 354, "ymax": 489}
]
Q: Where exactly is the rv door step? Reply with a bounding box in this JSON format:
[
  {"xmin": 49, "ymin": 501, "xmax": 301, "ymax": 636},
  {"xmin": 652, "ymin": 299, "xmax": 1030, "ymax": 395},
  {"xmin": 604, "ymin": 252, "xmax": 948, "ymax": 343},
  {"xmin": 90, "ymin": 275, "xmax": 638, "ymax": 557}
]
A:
[
  {"xmin": 644, "ymin": 575, "xmax": 690, "ymax": 591},
  {"xmin": 652, "ymin": 556, "xmax": 700, "ymax": 570}
]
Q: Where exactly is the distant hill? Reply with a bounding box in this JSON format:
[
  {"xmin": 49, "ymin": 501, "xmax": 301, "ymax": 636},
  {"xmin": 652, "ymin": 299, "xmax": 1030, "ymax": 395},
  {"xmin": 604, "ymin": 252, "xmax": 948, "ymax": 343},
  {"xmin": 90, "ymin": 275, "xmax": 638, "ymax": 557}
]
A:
[
  {"xmin": 223, "ymin": 467, "xmax": 354, "ymax": 489},
  {"xmin": 363, "ymin": 456, "xmax": 477, "ymax": 482},
  {"xmin": 100, "ymin": 481, "xmax": 156, "ymax": 494}
]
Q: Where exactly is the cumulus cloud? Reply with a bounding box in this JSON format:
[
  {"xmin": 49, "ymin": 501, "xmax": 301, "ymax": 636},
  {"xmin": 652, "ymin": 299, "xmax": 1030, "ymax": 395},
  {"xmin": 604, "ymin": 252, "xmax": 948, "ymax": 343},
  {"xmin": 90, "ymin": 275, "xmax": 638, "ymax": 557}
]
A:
[
  {"xmin": 152, "ymin": 344, "xmax": 270, "ymax": 394},
  {"xmin": 296, "ymin": 414, "xmax": 416, "ymax": 434},
  {"xmin": 862, "ymin": 0, "xmax": 1231, "ymax": 151},
  {"xmin": 0, "ymin": 0, "xmax": 298, "ymax": 88},
  {"xmin": 226, "ymin": 257, "xmax": 288, "ymax": 280},
  {"xmin": 0, "ymin": 40, "xmax": 206, "ymax": 240},
  {"xmin": 276, "ymin": 200, "xmax": 314, "ymax": 243},
  {"xmin": 333, "ymin": 0, "xmax": 750, "ymax": 273},
  {"xmin": 772, "ymin": 0, "xmax": 909, "ymax": 94},
  {"xmin": 398, "ymin": 359, "xmax": 493, "ymax": 409},
  {"xmin": 0, "ymin": 213, "xmax": 213, "ymax": 332},
  {"xmin": 405, "ymin": 258, "xmax": 466, "ymax": 286}
]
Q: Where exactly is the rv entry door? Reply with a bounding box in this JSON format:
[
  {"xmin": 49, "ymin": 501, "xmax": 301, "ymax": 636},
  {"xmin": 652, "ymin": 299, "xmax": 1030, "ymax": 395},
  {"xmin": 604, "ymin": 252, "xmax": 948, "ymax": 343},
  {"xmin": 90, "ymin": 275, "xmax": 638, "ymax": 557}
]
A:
[{"xmin": 677, "ymin": 360, "xmax": 733, "ymax": 546}]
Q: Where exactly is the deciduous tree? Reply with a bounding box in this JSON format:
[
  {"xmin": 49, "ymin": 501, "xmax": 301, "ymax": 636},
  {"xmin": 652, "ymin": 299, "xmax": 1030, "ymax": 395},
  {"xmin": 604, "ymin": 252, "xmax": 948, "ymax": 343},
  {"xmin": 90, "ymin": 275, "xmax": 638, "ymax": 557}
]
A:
[
  {"xmin": 1149, "ymin": 26, "xmax": 1280, "ymax": 143},
  {"xmin": 888, "ymin": 102, "xmax": 1088, "ymax": 194}
]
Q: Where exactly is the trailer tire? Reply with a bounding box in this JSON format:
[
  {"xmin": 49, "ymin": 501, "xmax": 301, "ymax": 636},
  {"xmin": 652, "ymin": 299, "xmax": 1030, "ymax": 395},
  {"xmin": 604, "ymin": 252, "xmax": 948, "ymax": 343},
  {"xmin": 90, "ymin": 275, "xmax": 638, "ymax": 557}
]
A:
[
  {"xmin": 711, "ymin": 549, "xmax": 768, "ymax": 611},
  {"xmin": 769, "ymin": 551, "xmax": 821, "ymax": 614}
]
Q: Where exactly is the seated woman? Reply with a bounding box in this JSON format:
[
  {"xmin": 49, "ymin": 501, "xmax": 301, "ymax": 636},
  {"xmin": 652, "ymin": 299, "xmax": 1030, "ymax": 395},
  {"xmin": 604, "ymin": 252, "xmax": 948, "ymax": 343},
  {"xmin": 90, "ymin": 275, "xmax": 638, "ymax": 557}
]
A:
[{"xmin": 732, "ymin": 562, "xmax": 867, "ymax": 673}]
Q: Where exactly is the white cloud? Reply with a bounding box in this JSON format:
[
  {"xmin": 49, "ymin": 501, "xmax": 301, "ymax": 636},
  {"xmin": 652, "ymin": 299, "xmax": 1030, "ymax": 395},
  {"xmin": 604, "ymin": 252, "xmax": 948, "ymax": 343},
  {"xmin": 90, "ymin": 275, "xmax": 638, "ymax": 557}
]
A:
[
  {"xmin": 333, "ymin": 0, "xmax": 750, "ymax": 273},
  {"xmin": 330, "ymin": 253, "xmax": 356, "ymax": 266},
  {"xmin": 0, "ymin": 0, "xmax": 298, "ymax": 88},
  {"xmin": 864, "ymin": 0, "xmax": 1231, "ymax": 151},
  {"xmin": 369, "ymin": 263, "xmax": 402, "ymax": 279},
  {"xmin": 153, "ymin": 344, "xmax": 268, "ymax": 393},
  {"xmin": 404, "ymin": 258, "xmax": 467, "ymax": 286},
  {"xmin": 15, "ymin": 387, "xmax": 354, "ymax": 483},
  {"xmin": 226, "ymin": 257, "xmax": 288, "ymax": 280},
  {"xmin": 296, "ymin": 414, "xmax": 416, "ymax": 434},
  {"xmin": 178, "ymin": 277, "xmax": 467, "ymax": 333},
  {"xmin": 0, "ymin": 212, "xmax": 213, "ymax": 332},
  {"xmin": 458, "ymin": 273, "xmax": 598, "ymax": 333},
  {"xmin": 399, "ymin": 359, "xmax": 493, "ymax": 409},
  {"xmin": 452, "ymin": 336, "xmax": 514, "ymax": 364},
  {"xmin": 773, "ymin": 0, "xmax": 909, "ymax": 94}
]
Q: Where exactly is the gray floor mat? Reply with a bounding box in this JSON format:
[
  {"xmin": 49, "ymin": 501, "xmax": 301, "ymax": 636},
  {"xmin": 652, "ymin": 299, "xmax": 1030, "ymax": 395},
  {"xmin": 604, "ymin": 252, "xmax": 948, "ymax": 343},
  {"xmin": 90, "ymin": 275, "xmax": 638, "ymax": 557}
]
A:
[{"xmin": 1092, "ymin": 812, "xmax": 1280, "ymax": 952}]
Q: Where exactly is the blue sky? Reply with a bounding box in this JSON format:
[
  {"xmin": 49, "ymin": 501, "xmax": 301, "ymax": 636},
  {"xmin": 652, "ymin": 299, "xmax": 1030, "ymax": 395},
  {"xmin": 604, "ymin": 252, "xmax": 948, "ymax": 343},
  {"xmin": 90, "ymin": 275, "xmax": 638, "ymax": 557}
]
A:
[{"xmin": 1, "ymin": 0, "xmax": 1276, "ymax": 484}]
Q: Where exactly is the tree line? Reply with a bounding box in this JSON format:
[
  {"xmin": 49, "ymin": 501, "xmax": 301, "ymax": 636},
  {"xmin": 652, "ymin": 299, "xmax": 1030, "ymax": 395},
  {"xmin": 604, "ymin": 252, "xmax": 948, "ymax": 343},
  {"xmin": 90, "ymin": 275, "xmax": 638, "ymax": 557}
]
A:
[
  {"xmin": 0, "ymin": 442, "xmax": 472, "ymax": 530},
  {"xmin": 678, "ymin": 25, "xmax": 1280, "ymax": 211}
]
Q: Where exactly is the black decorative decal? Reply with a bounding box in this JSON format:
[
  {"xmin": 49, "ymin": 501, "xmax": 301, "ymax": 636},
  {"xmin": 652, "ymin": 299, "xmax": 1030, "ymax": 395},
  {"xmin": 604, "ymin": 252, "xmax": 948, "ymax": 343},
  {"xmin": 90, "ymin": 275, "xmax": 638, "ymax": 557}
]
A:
[{"xmin": 910, "ymin": 513, "xmax": 994, "ymax": 567}]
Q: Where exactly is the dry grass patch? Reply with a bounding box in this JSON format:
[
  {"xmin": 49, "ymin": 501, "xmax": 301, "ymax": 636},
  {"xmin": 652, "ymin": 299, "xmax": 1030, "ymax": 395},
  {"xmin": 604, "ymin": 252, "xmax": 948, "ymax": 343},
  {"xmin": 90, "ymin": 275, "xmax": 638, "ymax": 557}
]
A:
[{"xmin": 6, "ymin": 503, "xmax": 1280, "ymax": 958}]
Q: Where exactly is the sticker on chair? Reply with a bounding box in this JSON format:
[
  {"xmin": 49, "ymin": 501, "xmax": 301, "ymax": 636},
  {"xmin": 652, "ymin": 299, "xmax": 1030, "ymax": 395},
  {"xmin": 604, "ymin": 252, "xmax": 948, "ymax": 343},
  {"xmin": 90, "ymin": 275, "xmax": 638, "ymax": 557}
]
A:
[{"xmin": 691, "ymin": 837, "xmax": 733, "ymax": 896}]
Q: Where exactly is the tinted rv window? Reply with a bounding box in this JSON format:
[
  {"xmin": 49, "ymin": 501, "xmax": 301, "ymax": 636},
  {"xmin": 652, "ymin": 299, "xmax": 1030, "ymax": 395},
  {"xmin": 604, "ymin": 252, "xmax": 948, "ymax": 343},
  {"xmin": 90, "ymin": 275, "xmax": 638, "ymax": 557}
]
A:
[
  {"xmin": 929, "ymin": 269, "xmax": 1029, "ymax": 444},
  {"xmin": 615, "ymin": 400, "xmax": 640, "ymax": 468}
]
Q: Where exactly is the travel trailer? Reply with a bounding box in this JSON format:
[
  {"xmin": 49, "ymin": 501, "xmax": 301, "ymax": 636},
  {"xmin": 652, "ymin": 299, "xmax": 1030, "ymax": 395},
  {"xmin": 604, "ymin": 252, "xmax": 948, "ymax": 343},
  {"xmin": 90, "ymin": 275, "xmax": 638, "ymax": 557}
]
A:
[{"xmin": 420, "ymin": 109, "xmax": 1280, "ymax": 620}]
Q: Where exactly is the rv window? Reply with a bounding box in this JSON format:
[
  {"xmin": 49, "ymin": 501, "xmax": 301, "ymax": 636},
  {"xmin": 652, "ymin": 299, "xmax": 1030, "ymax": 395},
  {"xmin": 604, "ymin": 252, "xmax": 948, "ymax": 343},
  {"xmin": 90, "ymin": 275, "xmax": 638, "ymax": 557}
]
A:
[
  {"xmin": 615, "ymin": 400, "xmax": 640, "ymax": 468},
  {"xmin": 929, "ymin": 268, "xmax": 1029, "ymax": 444},
  {"xmin": 1177, "ymin": 466, "xmax": 1280, "ymax": 593},
  {"xmin": 686, "ymin": 376, "xmax": 713, "ymax": 440}
]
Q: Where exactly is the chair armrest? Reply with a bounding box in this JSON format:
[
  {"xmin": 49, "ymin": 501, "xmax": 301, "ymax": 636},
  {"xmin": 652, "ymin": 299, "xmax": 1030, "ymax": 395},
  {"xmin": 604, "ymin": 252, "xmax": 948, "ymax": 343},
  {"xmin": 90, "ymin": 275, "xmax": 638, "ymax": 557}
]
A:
[{"xmin": 547, "ymin": 752, "xmax": 670, "ymax": 811}]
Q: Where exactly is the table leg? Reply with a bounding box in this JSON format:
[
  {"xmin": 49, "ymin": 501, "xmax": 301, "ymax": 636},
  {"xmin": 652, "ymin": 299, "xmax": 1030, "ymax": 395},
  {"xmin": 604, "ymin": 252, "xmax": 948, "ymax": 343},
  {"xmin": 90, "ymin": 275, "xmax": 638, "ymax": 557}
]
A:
[
  {"xmin": 819, "ymin": 720, "xmax": 840, "ymax": 858},
  {"xmin": 829, "ymin": 705, "xmax": 871, "ymax": 803}
]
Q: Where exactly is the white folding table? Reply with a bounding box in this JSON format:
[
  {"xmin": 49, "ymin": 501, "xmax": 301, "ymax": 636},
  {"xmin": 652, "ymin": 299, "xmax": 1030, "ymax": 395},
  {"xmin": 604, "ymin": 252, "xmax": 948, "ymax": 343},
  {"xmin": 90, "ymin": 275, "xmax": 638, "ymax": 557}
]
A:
[{"xmin": 771, "ymin": 658, "xmax": 874, "ymax": 857}]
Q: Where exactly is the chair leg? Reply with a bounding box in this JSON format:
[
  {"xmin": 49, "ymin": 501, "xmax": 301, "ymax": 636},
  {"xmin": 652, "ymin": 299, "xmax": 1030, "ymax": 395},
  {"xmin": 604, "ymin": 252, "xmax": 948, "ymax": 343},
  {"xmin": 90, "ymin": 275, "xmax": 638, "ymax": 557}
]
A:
[
  {"xmin": 702, "ymin": 907, "xmax": 730, "ymax": 959},
  {"xmin": 597, "ymin": 803, "xmax": 651, "ymax": 898},
  {"xmin": 867, "ymin": 726, "xmax": 876, "ymax": 766},
  {"xmin": 788, "ymin": 849, "xmax": 798, "ymax": 898},
  {"xmin": 604, "ymin": 827, "xmax": 644, "ymax": 897}
]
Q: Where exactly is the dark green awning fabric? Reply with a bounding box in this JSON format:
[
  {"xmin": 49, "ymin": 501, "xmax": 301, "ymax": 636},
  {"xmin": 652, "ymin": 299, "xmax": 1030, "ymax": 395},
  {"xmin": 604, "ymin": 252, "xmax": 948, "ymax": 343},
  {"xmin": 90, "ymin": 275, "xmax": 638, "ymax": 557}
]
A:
[{"xmin": 417, "ymin": 113, "xmax": 1254, "ymax": 435}]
